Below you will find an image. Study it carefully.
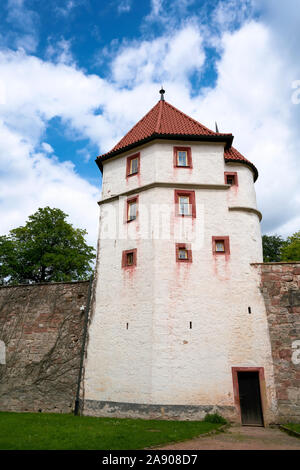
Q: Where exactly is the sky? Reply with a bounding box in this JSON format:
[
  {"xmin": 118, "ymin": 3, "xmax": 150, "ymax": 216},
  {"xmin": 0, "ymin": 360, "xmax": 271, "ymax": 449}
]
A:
[{"xmin": 0, "ymin": 0, "xmax": 300, "ymax": 247}]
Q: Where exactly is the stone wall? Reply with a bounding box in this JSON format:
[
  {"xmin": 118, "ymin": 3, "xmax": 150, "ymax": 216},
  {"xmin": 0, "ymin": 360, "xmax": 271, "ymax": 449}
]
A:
[
  {"xmin": 0, "ymin": 281, "xmax": 89, "ymax": 414},
  {"xmin": 253, "ymin": 262, "xmax": 300, "ymax": 423}
]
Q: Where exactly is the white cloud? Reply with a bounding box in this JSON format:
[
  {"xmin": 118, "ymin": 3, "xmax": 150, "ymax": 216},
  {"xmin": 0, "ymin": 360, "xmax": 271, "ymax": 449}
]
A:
[
  {"xmin": 46, "ymin": 38, "xmax": 75, "ymax": 65},
  {"xmin": 212, "ymin": 0, "xmax": 254, "ymax": 30},
  {"xmin": 145, "ymin": 0, "xmax": 196, "ymax": 24},
  {"xmin": 6, "ymin": 0, "xmax": 37, "ymax": 30},
  {"xmin": 5, "ymin": 0, "xmax": 39, "ymax": 52},
  {"xmin": 111, "ymin": 25, "xmax": 205, "ymax": 85},
  {"xmin": 55, "ymin": 0, "xmax": 77, "ymax": 17},
  {"xmin": 149, "ymin": 0, "xmax": 163, "ymax": 17},
  {"xmin": 41, "ymin": 142, "xmax": 54, "ymax": 154},
  {"xmin": 117, "ymin": 0, "xmax": 132, "ymax": 14}
]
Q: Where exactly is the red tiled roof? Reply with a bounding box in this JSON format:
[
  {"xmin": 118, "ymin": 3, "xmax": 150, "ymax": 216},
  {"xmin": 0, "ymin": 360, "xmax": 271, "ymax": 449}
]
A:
[
  {"xmin": 97, "ymin": 99, "xmax": 258, "ymax": 180},
  {"xmin": 225, "ymin": 146, "xmax": 249, "ymax": 162},
  {"xmin": 100, "ymin": 100, "xmax": 231, "ymax": 158}
]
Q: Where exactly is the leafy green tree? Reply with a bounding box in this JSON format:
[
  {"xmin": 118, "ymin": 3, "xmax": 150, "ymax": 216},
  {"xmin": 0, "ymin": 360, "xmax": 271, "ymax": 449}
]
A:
[
  {"xmin": 281, "ymin": 231, "xmax": 300, "ymax": 261},
  {"xmin": 262, "ymin": 234, "xmax": 285, "ymax": 262},
  {"xmin": 0, "ymin": 207, "xmax": 95, "ymax": 285}
]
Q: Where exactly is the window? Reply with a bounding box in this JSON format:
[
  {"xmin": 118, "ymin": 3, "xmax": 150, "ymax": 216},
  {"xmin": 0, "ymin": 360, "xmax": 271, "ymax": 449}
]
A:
[
  {"xmin": 178, "ymin": 151, "xmax": 187, "ymax": 166},
  {"xmin": 179, "ymin": 247, "xmax": 188, "ymax": 259},
  {"xmin": 212, "ymin": 236, "xmax": 230, "ymax": 255},
  {"xmin": 216, "ymin": 240, "xmax": 225, "ymax": 252},
  {"xmin": 122, "ymin": 249, "xmax": 137, "ymax": 268},
  {"xmin": 224, "ymin": 172, "xmax": 238, "ymax": 186},
  {"xmin": 126, "ymin": 152, "xmax": 140, "ymax": 177},
  {"xmin": 173, "ymin": 147, "xmax": 192, "ymax": 168},
  {"xmin": 176, "ymin": 243, "xmax": 192, "ymax": 262},
  {"xmin": 174, "ymin": 190, "xmax": 196, "ymax": 218},
  {"xmin": 130, "ymin": 157, "xmax": 139, "ymax": 174},
  {"xmin": 126, "ymin": 196, "xmax": 138, "ymax": 222},
  {"xmin": 179, "ymin": 196, "xmax": 190, "ymax": 216},
  {"xmin": 126, "ymin": 252, "xmax": 134, "ymax": 265}
]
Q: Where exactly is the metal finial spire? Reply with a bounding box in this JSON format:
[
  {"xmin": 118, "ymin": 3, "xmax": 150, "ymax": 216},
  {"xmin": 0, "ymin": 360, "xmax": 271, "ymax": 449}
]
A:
[
  {"xmin": 159, "ymin": 86, "xmax": 165, "ymax": 101},
  {"xmin": 215, "ymin": 121, "xmax": 219, "ymax": 133}
]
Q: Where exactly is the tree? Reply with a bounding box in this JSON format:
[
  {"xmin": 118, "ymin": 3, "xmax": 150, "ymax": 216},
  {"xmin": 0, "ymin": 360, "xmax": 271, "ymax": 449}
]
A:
[
  {"xmin": 281, "ymin": 231, "xmax": 300, "ymax": 261},
  {"xmin": 262, "ymin": 234, "xmax": 285, "ymax": 262},
  {"xmin": 0, "ymin": 207, "xmax": 95, "ymax": 284}
]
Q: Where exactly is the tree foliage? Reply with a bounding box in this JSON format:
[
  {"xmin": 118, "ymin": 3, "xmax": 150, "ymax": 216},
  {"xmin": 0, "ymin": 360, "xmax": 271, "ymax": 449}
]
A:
[
  {"xmin": 0, "ymin": 207, "xmax": 95, "ymax": 285},
  {"xmin": 262, "ymin": 234, "xmax": 286, "ymax": 262},
  {"xmin": 281, "ymin": 231, "xmax": 300, "ymax": 261}
]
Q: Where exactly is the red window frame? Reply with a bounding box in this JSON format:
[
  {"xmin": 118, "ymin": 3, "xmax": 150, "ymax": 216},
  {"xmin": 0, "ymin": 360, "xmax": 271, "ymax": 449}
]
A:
[
  {"xmin": 175, "ymin": 243, "xmax": 192, "ymax": 263},
  {"xmin": 122, "ymin": 249, "xmax": 137, "ymax": 268},
  {"xmin": 174, "ymin": 190, "xmax": 196, "ymax": 218},
  {"xmin": 173, "ymin": 146, "xmax": 192, "ymax": 168},
  {"xmin": 126, "ymin": 195, "xmax": 139, "ymax": 223},
  {"xmin": 224, "ymin": 172, "xmax": 238, "ymax": 186},
  {"xmin": 126, "ymin": 152, "xmax": 140, "ymax": 177},
  {"xmin": 212, "ymin": 236, "xmax": 230, "ymax": 255}
]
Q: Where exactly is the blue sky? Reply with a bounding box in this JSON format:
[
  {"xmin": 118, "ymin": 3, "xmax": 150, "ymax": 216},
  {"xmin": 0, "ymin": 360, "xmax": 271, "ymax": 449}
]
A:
[{"xmin": 0, "ymin": 0, "xmax": 300, "ymax": 246}]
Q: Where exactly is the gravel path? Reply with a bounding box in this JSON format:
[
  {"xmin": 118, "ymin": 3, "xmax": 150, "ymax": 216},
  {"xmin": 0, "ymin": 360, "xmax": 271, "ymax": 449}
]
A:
[{"xmin": 157, "ymin": 426, "xmax": 300, "ymax": 450}]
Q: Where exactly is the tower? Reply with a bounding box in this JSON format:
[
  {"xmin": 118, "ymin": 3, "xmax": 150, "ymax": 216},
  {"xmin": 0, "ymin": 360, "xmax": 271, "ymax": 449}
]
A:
[{"xmin": 83, "ymin": 91, "xmax": 277, "ymax": 424}]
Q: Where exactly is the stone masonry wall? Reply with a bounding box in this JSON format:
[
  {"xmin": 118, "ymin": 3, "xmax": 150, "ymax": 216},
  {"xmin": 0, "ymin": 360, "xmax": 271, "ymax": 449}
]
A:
[
  {"xmin": 253, "ymin": 262, "xmax": 300, "ymax": 423},
  {"xmin": 0, "ymin": 281, "xmax": 89, "ymax": 414}
]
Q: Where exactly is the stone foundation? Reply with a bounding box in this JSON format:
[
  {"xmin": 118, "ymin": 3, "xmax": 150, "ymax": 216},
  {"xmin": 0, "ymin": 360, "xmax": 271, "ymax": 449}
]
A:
[{"xmin": 83, "ymin": 399, "xmax": 236, "ymax": 421}]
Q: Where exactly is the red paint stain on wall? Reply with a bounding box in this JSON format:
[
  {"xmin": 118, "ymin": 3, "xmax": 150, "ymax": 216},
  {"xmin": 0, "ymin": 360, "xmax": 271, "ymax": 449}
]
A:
[{"xmin": 212, "ymin": 253, "xmax": 231, "ymax": 280}]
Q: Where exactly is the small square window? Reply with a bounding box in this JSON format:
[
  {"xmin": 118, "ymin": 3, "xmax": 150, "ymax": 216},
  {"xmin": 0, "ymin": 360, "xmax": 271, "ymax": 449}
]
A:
[
  {"xmin": 226, "ymin": 175, "xmax": 235, "ymax": 185},
  {"xmin": 126, "ymin": 196, "xmax": 138, "ymax": 223},
  {"xmin": 224, "ymin": 172, "xmax": 238, "ymax": 186},
  {"xmin": 212, "ymin": 236, "xmax": 230, "ymax": 255},
  {"xmin": 176, "ymin": 243, "xmax": 192, "ymax": 262},
  {"xmin": 179, "ymin": 248, "xmax": 188, "ymax": 259},
  {"xmin": 215, "ymin": 241, "xmax": 225, "ymax": 252},
  {"xmin": 126, "ymin": 153, "xmax": 140, "ymax": 177},
  {"xmin": 173, "ymin": 147, "xmax": 192, "ymax": 168},
  {"xmin": 122, "ymin": 249, "xmax": 137, "ymax": 268}
]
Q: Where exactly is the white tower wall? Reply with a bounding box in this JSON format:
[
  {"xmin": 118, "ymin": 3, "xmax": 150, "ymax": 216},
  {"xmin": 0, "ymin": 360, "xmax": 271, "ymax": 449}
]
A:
[{"xmin": 84, "ymin": 140, "xmax": 277, "ymax": 422}]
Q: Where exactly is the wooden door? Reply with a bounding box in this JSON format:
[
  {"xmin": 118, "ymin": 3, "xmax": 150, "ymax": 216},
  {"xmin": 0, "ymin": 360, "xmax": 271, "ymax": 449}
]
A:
[{"xmin": 237, "ymin": 371, "xmax": 264, "ymax": 426}]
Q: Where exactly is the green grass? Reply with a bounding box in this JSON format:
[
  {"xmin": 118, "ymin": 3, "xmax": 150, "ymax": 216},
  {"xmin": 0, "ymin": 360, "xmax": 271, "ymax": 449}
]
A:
[
  {"xmin": 0, "ymin": 412, "xmax": 223, "ymax": 450},
  {"xmin": 284, "ymin": 423, "xmax": 300, "ymax": 435}
]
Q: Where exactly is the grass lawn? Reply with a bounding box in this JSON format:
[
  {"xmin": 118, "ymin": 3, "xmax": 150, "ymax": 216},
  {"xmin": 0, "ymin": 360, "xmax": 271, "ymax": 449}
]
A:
[
  {"xmin": 284, "ymin": 423, "xmax": 300, "ymax": 435},
  {"xmin": 0, "ymin": 412, "xmax": 223, "ymax": 450}
]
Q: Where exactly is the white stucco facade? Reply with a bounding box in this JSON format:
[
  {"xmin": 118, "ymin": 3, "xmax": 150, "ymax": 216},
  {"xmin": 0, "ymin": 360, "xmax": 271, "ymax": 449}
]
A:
[{"xmin": 83, "ymin": 140, "xmax": 277, "ymax": 423}]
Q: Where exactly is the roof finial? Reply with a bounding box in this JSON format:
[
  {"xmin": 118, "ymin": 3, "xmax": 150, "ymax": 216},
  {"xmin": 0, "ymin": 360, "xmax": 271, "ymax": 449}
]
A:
[
  {"xmin": 159, "ymin": 86, "xmax": 165, "ymax": 101},
  {"xmin": 215, "ymin": 121, "xmax": 219, "ymax": 133}
]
